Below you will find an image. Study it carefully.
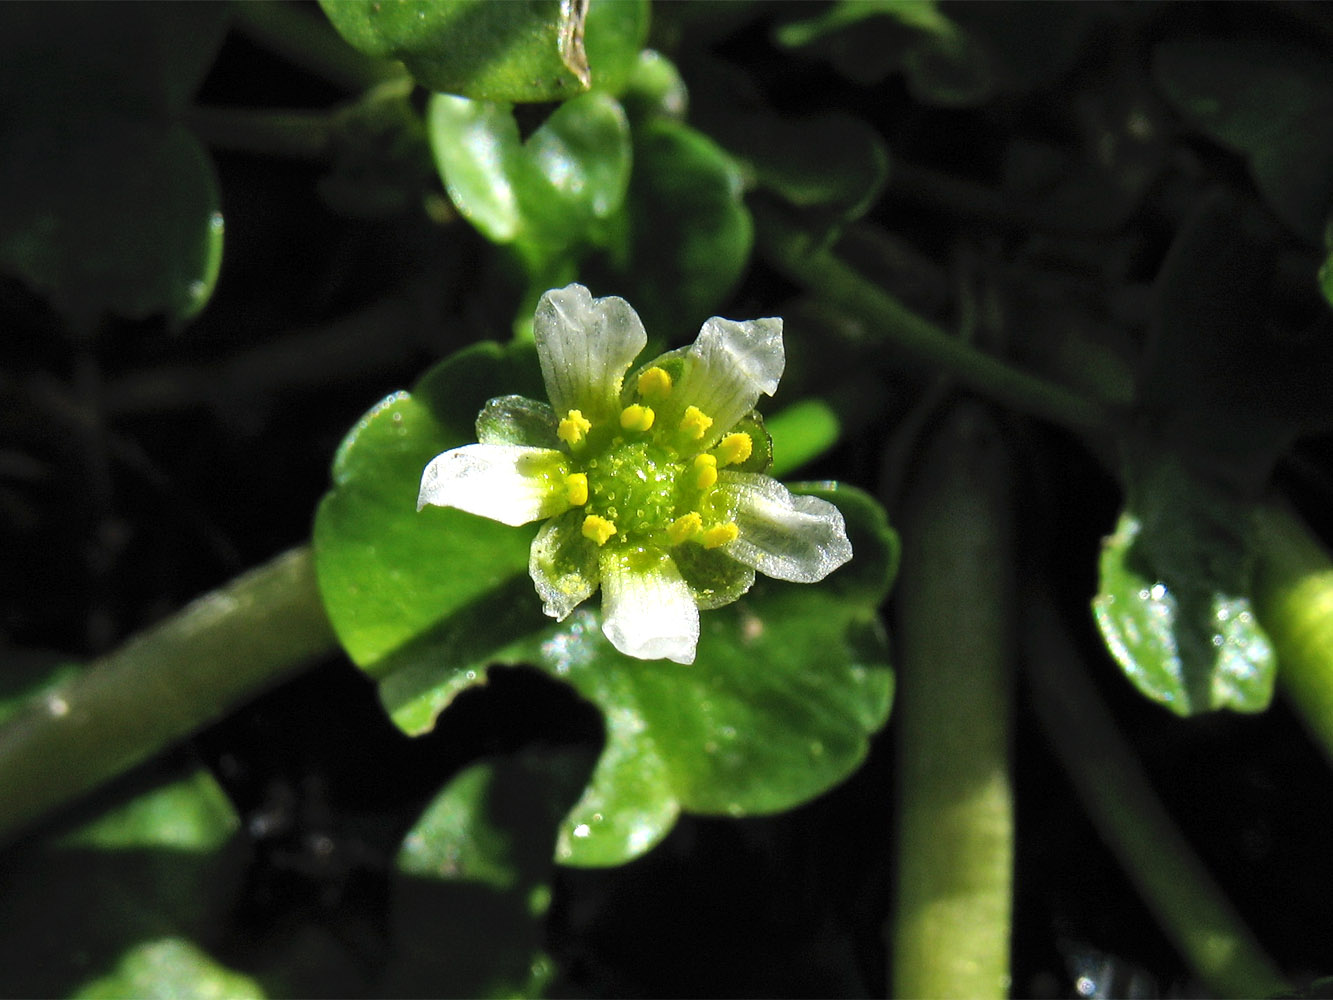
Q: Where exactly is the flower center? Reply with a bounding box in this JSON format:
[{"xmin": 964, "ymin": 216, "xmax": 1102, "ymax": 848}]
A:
[
  {"xmin": 584, "ymin": 441, "xmax": 682, "ymax": 540},
  {"xmin": 559, "ymin": 376, "xmax": 754, "ymax": 551}
]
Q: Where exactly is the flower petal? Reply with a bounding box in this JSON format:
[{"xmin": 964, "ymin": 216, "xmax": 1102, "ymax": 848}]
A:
[
  {"xmin": 418, "ymin": 444, "xmax": 569, "ymax": 526},
  {"xmin": 534, "ymin": 283, "xmax": 647, "ymax": 424},
  {"xmin": 654, "ymin": 316, "xmax": 784, "ymax": 446},
  {"xmin": 529, "ymin": 510, "xmax": 600, "ymax": 620},
  {"xmin": 476, "ymin": 394, "xmax": 560, "ymax": 448},
  {"xmin": 599, "ymin": 549, "xmax": 699, "ymax": 664},
  {"xmin": 713, "ymin": 472, "xmax": 852, "ymax": 583}
]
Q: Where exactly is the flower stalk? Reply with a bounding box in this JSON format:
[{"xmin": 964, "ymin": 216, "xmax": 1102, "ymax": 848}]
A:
[
  {"xmin": 0, "ymin": 548, "xmax": 336, "ymax": 847},
  {"xmin": 890, "ymin": 402, "xmax": 1015, "ymax": 1000}
]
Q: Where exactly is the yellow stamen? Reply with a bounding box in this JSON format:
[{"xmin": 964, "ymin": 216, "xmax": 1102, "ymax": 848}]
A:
[
  {"xmin": 702, "ymin": 522, "xmax": 739, "ymax": 549},
  {"xmin": 637, "ymin": 366, "xmax": 673, "ymax": 400},
  {"xmin": 716, "ymin": 432, "xmax": 753, "ymax": 466},
  {"xmin": 679, "ymin": 405, "xmax": 713, "ymax": 440},
  {"xmin": 565, "ymin": 473, "xmax": 589, "ymax": 506},
  {"xmin": 693, "ymin": 454, "xmax": 718, "ymax": 490},
  {"xmin": 557, "ymin": 409, "xmax": 592, "ymax": 446},
  {"xmin": 620, "ymin": 404, "xmax": 655, "ymax": 432},
  {"xmin": 667, "ymin": 512, "xmax": 703, "ymax": 545},
  {"xmin": 582, "ymin": 514, "xmax": 617, "ymax": 546}
]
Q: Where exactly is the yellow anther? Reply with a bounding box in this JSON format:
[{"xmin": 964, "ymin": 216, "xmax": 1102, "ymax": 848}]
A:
[
  {"xmin": 679, "ymin": 405, "xmax": 713, "ymax": 440},
  {"xmin": 565, "ymin": 473, "xmax": 589, "ymax": 506},
  {"xmin": 693, "ymin": 453, "xmax": 718, "ymax": 491},
  {"xmin": 637, "ymin": 366, "xmax": 673, "ymax": 400},
  {"xmin": 667, "ymin": 512, "xmax": 703, "ymax": 545},
  {"xmin": 557, "ymin": 409, "xmax": 592, "ymax": 446},
  {"xmin": 581, "ymin": 514, "xmax": 617, "ymax": 546},
  {"xmin": 702, "ymin": 522, "xmax": 740, "ymax": 549},
  {"xmin": 619, "ymin": 404, "xmax": 655, "ymax": 432},
  {"xmin": 716, "ymin": 432, "xmax": 753, "ymax": 466}
]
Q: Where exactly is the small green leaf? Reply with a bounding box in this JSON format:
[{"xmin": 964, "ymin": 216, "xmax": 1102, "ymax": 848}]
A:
[
  {"xmin": 1143, "ymin": 193, "xmax": 1333, "ymax": 491},
  {"xmin": 0, "ymin": 120, "xmax": 223, "ymax": 326},
  {"xmin": 583, "ymin": 0, "xmax": 651, "ymax": 95},
  {"xmin": 0, "ymin": 766, "xmax": 251, "ymax": 999},
  {"xmin": 74, "ymin": 939, "xmax": 265, "ymax": 1000},
  {"xmin": 427, "ymin": 91, "xmax": 631, "ymax": 263},
  {"xmin": 379, "ymin": 749, "xmax": 594, "ymax": 996},
  {"xmin": 320, "ymin": 0, "xmax": 590, "ymax": 102},
  {"xmin": 313, "ymin": 342, "xmax": 546, "ymax": 676},
  {"xmin": 1154, "ymin": 37, "xmax": 1333, "ymax": 243},
  {"xmin": 776, "ymin": 0, "xmax": 1097, "ymax": 106},
  {"xmin": 1092, "ymin": 458, "xmax": 1276, "ymax": 716},
  {"xmin": 601, "ymin": 118, "xmax": 753, "ymax": 334},
  {"xmin": 703, "ymin": 108, "xmax": 889, "ymax": 228}
]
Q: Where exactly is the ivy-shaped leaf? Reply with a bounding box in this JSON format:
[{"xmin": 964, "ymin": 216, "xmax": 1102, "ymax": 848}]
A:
[
  {"xmin": 0, "ymin": 3, "xmax": 227, "ymax": 326},
  {"xmin": 377, "ymin": 748, "xmax": 595, "ymax": 996},
  {"xmin": 0, "ymin": 766, "xmax": 258, "ymax": 998},
  {"xmin": 312, "ymin": 344, "xmax": 896, "ymax": 867},
  {"xmin": 1154, "ymin": 37, "xmax": 1333, "ymax": 244}
]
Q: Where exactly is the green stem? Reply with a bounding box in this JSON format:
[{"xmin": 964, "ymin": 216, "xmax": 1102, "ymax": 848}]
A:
[
  {"xmin": 186, "ymin": 105, "xmax": 337, "ymax": 161},
  {"xmin": 891, "ymin": 402, "xmax": 1014, "ymax": 1000},
  {"xmin": 230, "ymin": 0, "xmax": 400, "ymax": 94},
  {"xmin": 1254, "ymin": 501, "xmax": 1333, "ymax": 764},
  {"xmin": 0, "ymin": 547, "xmax": 337, "ymax": 847},
  {"xmin": 754, "ymin": 206, "xmax": 1118, "ymax": 438},
  {"xmin": 1024, "ymin": 592, "xmax": 1287, "ymax": 998}
]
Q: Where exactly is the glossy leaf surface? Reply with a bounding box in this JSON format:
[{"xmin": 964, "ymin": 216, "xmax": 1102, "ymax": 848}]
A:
[
  {"xmin": 0, "ymin": 121, "xmax": 223, "ymax": 325},
  {"xmin": 427, "ymin": 92, "xmax": 631, "ymax": 265},
  {"xmin": 1093, "ymin": 460, "xmax": 1275, "ymax": 716},
  {"xmin": 605, "ymin": 118, "xmax": 753, "ymax": 334},
  {"xmin": 0, "ymin": 3, "xmax": 227, "ymax": 325},
  {"xmin": 313, "ymin": 344, "xmax": 896, "ymax": 867},
  {"xmin": 0, "ymin": 766, "xmax": 256, "ymax": 998},
  {"xmin": 379, "ymin": 749, "xmax": 594, "ymax": 996},
  {"xmin": 320, "ymin": 0, "xmax": 590, "ymax": 102}
]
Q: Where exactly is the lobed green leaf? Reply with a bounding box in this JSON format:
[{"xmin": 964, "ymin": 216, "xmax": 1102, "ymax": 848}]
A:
[{"xmin": 313, "ymin": 345, "xmax": 896, "ymax": 867}]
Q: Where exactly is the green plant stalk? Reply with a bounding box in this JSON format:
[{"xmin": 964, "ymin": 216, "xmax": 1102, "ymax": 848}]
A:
[
  {"xmin": 755, "ymin": 206, "xmax": 1116, "ymax": 438},
  {"xmin": 890, "ymin": 402, "xmax": 1014, "ymax": 1000},
  {"xmin": 1254, "ymin": 501, "xmax": 1333, "ymax": 764},
  {"xmin": 0, "ymin": 547, "xmax": 337, "ymax": 847},
  {"xmin": 186, "ymin": 106, "xmax": 337, "ymax": 161},
  {"xmin": 1025, "ymin": 593, "xmax": 1287, "ymax": 998}
]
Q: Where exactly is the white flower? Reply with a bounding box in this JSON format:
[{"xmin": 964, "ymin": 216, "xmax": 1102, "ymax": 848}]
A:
[{"xmin": 418, "ymin": 284, "xmax": 852, "ymax": 665}]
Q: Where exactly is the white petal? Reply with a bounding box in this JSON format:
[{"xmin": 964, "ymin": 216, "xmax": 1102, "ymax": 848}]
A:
[
  {"xmin": 417, "ymin": 444, "xmax": 568, "ymax": 526},
  {"xmin": 529, "ymin": 510, "xmax": 600, "ymax": 620},
  {"xmin": 534, "ymin": 284, "xmax": 647, "ymax": 424},
  {"xmin": 665, "ymin": 316, "xmax": 784, "ymax": 444},
  {"xmin": 476, "ymin": 394, "xmax": 560, "ymax": 448},
  {"xmin": 599, "ymin": 549, "xmax": 699, "ymax": 665},
  {"xmin": 715, "ymin": 472, "xmax": 852, "ymax": 583}
]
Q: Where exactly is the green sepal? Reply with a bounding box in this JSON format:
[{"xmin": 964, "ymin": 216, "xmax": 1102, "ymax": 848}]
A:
[{"xmin": 672, "ymin": 542, "xmax": 757, "ymax": 610}]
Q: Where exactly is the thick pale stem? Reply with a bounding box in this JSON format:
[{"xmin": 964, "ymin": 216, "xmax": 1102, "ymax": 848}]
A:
[
  {"xmin": 891, "ymin": 402, "xmax": 1015, "ymax": 1000},
  {"xmin": 1024, "ymin": 593, "xmax": 1287, "ymax": 998},
  {"xmin": 0, "ymin": 547, "xmax": 337, "ymax": 846},
  {"xmin": 1254, "ymin": 502, "xmax": 1333, "ymax": 764}
]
